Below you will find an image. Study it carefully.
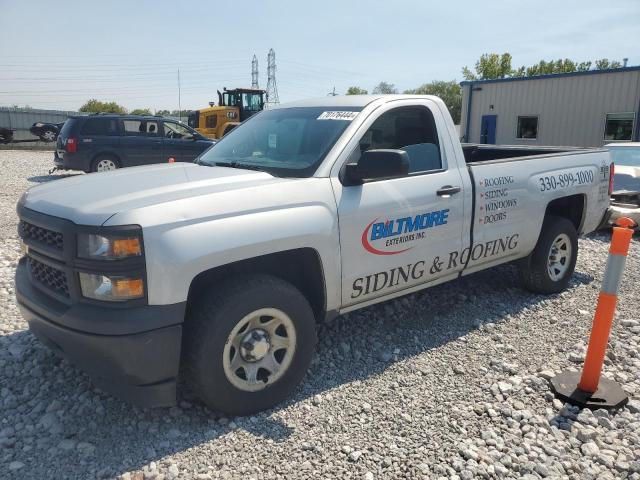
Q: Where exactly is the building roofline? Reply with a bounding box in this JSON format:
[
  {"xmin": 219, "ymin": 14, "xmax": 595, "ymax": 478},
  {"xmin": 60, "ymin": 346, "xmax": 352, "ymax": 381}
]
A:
[{"xmin": 459, "ymin": 65, "xmax": 640, "ymax": 86}]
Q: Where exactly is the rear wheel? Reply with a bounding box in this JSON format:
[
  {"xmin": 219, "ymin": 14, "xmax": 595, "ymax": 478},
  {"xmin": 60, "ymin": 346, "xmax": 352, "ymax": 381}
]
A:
[
  {"xmin": 91, "ymin": 156, "xmax": 119, "ymax": 173},
  {"xmin": 518, "ymin": 215, "xmax": 578, "ymax": 294},
  {"xmin": 183, "ymin": 274, "xmax": 317, "ymax": 415}
]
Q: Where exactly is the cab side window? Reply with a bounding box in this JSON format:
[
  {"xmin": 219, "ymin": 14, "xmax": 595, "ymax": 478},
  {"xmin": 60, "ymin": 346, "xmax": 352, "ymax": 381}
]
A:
[
  {"xmin": 359, "ymin": 106, "xmax": 442, "ymax": 174},
  {"xmin": 123, "ymin": 120, "xmax": 159, "ymax": 136},
  {"xmin": 164, "ymin": 121, "xmax": 194, "ymax": 139},
  {"xmin": 80, "ymin": 118, "xmax": 118, "ymax": 136}
]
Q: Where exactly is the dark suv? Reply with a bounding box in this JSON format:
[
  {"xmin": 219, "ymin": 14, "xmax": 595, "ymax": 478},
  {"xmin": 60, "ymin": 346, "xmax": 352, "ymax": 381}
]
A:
[{"xmin": 55, "ymin": 115, "xmax": 215, "ymax": 172}]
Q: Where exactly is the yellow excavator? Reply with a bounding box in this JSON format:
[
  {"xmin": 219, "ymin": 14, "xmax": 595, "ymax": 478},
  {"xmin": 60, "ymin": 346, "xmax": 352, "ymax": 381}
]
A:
[{"xmin": 187, "ymin": 87, "xmax": 266, "ymax": 139}]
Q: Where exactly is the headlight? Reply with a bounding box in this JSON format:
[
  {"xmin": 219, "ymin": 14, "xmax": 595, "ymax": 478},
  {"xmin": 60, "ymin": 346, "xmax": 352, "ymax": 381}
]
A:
[
  {"xmin": 79, "ymin": 273, "xmax": 144, "ymax": 301},
  {"xmin": 77, "ymin": 233, "xmax": 142, "ymax": 260}
]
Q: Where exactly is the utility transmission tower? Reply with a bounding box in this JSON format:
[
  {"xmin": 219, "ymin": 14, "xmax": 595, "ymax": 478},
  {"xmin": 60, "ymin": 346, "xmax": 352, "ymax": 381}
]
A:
[
  {"xmin": 265, "ymin": 48, "xmax": 279, "ymax": 108},
  {"xmin": 251, "ymin": 55, "xmax": 259, "ymax": 89}
]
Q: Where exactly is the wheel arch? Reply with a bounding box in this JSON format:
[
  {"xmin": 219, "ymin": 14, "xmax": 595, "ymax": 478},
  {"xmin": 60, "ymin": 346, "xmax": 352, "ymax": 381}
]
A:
[
  {"xmin": 186, "ymin": 248, "xmax": 327, "ymax": 323},
  {"xmin": 545, "ymin": 193, "xmax": 586, "ymax": 233},
  {"xmin": 91, "ymin": 151, "xmax": 121, "ymax": 166}
]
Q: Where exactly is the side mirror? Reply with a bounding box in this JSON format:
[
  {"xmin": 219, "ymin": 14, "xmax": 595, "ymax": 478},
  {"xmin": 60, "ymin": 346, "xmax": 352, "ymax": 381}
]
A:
[{"xmin": 343, "ymin": 149, "xmax": 409, "ymax": 186}]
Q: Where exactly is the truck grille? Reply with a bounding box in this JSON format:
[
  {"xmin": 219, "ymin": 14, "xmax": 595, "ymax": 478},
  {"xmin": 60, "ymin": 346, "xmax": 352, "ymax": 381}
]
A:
[
  {"xmin": 19, "ymin": 220, "xmax": 63, "ymax": 251},
  {"xmin": 27, "ymin": 257, "xmax": 69, "ymax": 297}
]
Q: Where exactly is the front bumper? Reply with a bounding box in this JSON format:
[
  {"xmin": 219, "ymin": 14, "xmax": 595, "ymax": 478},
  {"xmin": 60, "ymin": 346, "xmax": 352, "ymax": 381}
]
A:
[{"xmin": 16, "ymin": 258, "xmax": 185, "ymax": 407}]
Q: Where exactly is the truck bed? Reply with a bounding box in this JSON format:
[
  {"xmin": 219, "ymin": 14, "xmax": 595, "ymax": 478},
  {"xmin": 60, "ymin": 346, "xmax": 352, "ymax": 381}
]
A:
[{"xmin": 461, "ymin": 144, "xmax": 593, "ymax": 164}]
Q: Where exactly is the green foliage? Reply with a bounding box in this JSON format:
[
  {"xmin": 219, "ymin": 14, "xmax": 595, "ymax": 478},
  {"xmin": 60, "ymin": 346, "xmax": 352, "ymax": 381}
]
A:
[
  {"xmin": 464, "ymin": 53, "xmax": 625, "ymax": 80},
  {"xmin": 594, "ymin": 59, "xmax": 622, "ymax": 70},
  {"xmin": 170, "ymin": 109, "xmax": 191, "ymax": 118},
  {"xmin": 524, "ymin": 59, "xmax": 593, "ymax": 76},
  {"xmin": 155, "ymin": 109, "xmax": 171, "ymax": 116},
  {"xmin": 372, "ymin": 82, "xmax": 398, "ymax": 94},
  {"xmin": 130, "ymin": 108, "xmax": 152, "ymax": 116},
  {"xmin": 463, "ymin": 53, "xmax": 514, "ymax": 80},
  {"xmin": 346, "ymin": 86, "xmax": 368, "ymax": 95},
  {"xmin": 79, "ymin": 99, "xmax": 127, "ymax": 114},
  {"xmin": 404, "ymin": 80, "xmax": 462, "ymax": 124}
]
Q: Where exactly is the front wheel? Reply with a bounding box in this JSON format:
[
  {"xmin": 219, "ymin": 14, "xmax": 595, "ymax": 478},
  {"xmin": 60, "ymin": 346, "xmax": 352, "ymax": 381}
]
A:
[
  {"xmin": 518, "ymin": 215, "xmax": 578, "ymax": 294},
  {"xmin": 183, "ymin": 274, "xmax": 317, "ymax": 415}
]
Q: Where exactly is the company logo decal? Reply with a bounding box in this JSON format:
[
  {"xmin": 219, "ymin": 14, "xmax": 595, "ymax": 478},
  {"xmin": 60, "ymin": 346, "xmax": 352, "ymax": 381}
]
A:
[
  {"xmin": 361, "ymin": 209, "xmax": 450, "ymax": 255},
  {"xmin": 352, "ymin": 233, "xmax": 519, "ymax": 299}
]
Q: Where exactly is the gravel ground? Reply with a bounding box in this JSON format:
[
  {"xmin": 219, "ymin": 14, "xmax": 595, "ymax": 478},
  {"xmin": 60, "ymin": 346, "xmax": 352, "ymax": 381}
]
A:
[{"xmin": 1, "ymin": 150, "xmax": 639, "ymax": 480}]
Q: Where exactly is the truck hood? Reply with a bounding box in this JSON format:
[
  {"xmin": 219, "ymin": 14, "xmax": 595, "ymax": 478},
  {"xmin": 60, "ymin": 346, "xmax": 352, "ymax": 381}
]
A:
[{"xmin": 21, "ymin": 163, "xmax": 288, "ymax": 225}]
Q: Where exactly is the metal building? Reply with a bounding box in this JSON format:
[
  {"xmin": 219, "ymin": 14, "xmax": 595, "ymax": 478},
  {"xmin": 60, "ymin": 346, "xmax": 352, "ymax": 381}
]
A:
[{"xmin": 460, "ymin": 66, "xmax": 640, "ymax": 147}]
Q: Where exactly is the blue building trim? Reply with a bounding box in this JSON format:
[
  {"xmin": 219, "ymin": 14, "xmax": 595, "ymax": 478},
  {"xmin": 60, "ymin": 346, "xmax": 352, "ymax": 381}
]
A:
[{"xmin": 460, "ymin": 66, "xmax": 640, "ymax": 87}]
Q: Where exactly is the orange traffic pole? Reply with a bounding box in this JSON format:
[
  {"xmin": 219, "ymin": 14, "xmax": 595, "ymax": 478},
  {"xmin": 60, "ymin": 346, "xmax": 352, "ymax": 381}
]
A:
[
  {"xmin": 550, "ymin": 216, "xmax": 635, "ymax": 410},
  {"xmin": 578, "ymin": 217, "xmax": 634, "ymax": 392}
]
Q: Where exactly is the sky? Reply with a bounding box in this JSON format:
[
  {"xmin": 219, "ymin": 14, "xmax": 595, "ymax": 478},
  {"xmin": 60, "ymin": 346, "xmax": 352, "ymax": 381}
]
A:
[{"xmin": 1, "ymin": 0, "xmax": 639, "ymax": 112}]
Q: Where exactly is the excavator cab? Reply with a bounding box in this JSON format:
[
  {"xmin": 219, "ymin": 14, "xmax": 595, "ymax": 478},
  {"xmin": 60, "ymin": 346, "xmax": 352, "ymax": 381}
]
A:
[{"xmin": 188, "ymin": 87, "xmax": 265, "ymax": 139}]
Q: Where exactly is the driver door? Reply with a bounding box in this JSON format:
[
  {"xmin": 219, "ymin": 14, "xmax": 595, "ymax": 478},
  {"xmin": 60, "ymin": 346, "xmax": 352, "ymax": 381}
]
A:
[{"xmin": 331, "ymin": 101, "xmax": 466, "ymax": 308}]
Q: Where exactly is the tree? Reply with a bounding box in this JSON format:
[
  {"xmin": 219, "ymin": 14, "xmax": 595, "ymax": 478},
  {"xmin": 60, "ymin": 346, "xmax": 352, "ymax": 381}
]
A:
[
  {"xmin": 464, "ymin": 53, "xmax": 625, "ymax": 80},
  {"xmin": 79, "ymin": 99, "xmax": 127, "ymax": 114},
  {"xmin": 404, "ymin": 80, "xmax": 462, "ymax": 124},
  {"xmin": 462, "ymin": 53, "xmax": 514, "ymax": 80},
  {"xmin": 346, "ymin": 86, "xmax": 368, "ymax": 95},
  {"xmin": 130, "ymin": 108, "xmax": 152, "ymax": 116},
  {"xmin": 372, "ymin": 82, "xmax": 398, "ymax": 94},
  {"xmin": 595, "ymin": 58, "xmax": 622, "ymax": 70},
  {"xmin": 170, "ymin": 109, "xmax": 191, "ymax": 118},
  {"xmin": 155, "ymin": 109, "xmax": 171, "ymax": 116}
]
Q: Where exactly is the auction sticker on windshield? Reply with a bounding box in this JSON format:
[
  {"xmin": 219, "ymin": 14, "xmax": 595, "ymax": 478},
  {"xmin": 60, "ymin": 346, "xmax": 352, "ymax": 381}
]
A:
[{"xmin": 317, "ymin": 111, "xmax": 359, "ymax": 121}]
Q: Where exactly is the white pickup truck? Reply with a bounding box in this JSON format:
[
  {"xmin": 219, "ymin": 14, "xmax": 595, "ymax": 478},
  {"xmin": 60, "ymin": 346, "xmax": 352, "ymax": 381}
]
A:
[{"xmin": 15, "ymin": 95, "xmax": 613, "ymax": 415}]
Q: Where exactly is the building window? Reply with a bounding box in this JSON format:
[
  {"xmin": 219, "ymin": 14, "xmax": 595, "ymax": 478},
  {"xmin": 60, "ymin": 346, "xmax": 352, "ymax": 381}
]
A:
[
  {"xmin": 604, "ymin": 113, "xmax": 635, "ymax": 141},
  {"xmin": 516, "ymin": 116, "xmax": 538, "ymax": 139}
]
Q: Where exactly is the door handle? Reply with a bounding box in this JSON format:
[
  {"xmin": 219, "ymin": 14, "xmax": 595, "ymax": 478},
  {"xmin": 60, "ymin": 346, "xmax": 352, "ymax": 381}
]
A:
[{"xmin": 437, "ymin": 185, "xmax": 461, "ymax": 196}]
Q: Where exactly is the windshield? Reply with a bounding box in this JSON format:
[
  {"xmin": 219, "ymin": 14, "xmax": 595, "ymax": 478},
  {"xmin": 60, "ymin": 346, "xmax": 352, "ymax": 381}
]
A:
[
  {"xmin": 609, "ymin": 146, "xmax": 640, "ymax": 168},
  {"xmin": 197, "ymin": 106, "xmax": 362, "ymax": 177},
  {"xmin": 242, "ymin": 93, "xmax": 263, "ymax": 111}
]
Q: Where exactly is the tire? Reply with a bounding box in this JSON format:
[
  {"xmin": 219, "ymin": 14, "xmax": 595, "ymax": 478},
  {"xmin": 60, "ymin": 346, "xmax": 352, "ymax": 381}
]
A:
[
  {"xmin": 40, "ymin": 129, "xmax": 57, "ymax": 142},
  {"xmin": 91, "ymin": 156, "xmax": 120, "ymax": 173},
  {"xmin": 518, "ymin": 215, "xmax": 578, "ymax": 294},
  {"xmin": 183, "ymin": 274, "xmax": 317, "ymax": 415}
]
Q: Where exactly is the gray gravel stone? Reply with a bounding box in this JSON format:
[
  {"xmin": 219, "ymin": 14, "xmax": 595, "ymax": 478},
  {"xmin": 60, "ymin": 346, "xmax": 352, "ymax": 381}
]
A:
[{"xmin": 0, "ymin": 151, "xmax": 638, "ymax": 480}]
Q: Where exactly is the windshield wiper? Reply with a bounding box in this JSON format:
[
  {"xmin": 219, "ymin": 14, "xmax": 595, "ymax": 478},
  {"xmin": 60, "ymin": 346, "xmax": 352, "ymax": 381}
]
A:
[{"xmin": 214, "ymin": 161, "xmax": 265, "ymax": 172}]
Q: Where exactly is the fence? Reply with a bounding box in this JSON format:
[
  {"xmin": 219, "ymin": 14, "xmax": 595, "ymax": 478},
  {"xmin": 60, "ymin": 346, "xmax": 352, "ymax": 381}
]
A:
[{"xmin": 0, "ymin": 107, "xmax": 80, "ymax": 143}]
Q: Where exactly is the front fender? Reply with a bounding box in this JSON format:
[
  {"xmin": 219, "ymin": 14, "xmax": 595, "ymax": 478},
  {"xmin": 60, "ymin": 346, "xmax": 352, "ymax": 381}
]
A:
[{"xmin": 137, "ymin": 203, "xmax": 340, "ymax": 310}]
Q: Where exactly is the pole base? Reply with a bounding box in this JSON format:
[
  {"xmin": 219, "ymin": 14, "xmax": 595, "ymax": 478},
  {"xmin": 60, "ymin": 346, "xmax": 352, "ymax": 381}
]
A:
[{"xmin": 549, "ymin": 370, "xmax": 628, "ymax": 410}]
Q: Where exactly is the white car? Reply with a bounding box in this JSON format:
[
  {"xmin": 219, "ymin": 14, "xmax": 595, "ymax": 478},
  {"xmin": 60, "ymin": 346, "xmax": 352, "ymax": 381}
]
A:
[{"xmin": 606, "ymin": 142, "xmax": 640, "ymax": 228}]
